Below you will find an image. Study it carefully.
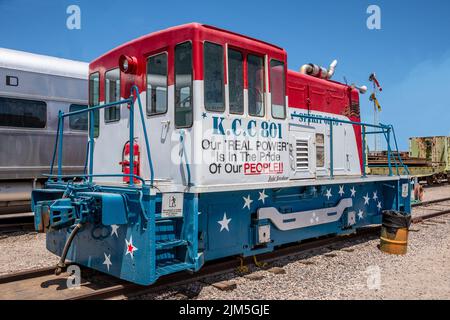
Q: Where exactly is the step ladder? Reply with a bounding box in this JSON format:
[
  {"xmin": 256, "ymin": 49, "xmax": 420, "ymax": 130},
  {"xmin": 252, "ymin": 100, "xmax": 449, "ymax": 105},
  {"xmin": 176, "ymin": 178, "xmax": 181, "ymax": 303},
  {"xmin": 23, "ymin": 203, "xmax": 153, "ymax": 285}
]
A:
[{"xmin": 152, "ymin": 195, "xmax": 198, "ymax": 277}]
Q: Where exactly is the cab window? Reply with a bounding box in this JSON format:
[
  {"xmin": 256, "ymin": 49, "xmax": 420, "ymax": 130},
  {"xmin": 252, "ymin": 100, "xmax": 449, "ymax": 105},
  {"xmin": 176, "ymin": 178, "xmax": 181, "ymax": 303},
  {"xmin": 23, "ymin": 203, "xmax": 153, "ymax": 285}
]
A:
[
  {"xmin": 247, "ymin": 54, "xmax": 265, "ymax": 117},
  {"xmin": 89, "ymin": 72, "xmax": 100, "ymax": 106},
  {"xmin": 228, "ymin": 49, "xmax": 244, "ymax": 114},
  {"xmin": 270, "ymin": 60, "xmax": 286, "ymax": 119},
  {"xmin": 175, "ymin": 42, "xmax": 193, "ymax": 128},
  {"xmin": 104, "ymin": 68, "xmax": 120, "ymax": 122},
  {"xmin": 88, "ymin": 72, "xmax": 100, "ymax": 137},
  {"xmin": 147, "ymin": 53, "xmax": 168, "ymax": 115},
  {"xmin": 204, "ymin": 42, "xmax": 224, "ymax": 112}
]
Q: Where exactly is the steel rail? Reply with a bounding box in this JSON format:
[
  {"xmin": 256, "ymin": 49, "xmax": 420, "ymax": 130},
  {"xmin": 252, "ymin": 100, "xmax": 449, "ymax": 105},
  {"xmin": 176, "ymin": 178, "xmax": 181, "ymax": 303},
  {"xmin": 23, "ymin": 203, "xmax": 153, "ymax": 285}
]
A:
[{"xmin": 411, "ymin": 197, "xmax": 450, "ymax": 208}]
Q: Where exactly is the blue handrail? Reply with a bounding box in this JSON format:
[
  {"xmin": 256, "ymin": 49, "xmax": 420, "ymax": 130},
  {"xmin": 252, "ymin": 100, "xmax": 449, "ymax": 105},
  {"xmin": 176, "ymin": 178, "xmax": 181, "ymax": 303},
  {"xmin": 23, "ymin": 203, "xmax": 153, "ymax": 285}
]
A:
[
  {"xmin": 179, "ymin": 130, "xmax": 192, "ymax": 186},
  {"xmin": 131, "ymin": 85, "xmax": 154, "ymax": 185},
  {"xmin": 291, "ymin": 112, "xmax": 409, "ymax": 177},
  {"xmin": 50, "ymin": 86, "xmax": 155, "ymax": 188}
]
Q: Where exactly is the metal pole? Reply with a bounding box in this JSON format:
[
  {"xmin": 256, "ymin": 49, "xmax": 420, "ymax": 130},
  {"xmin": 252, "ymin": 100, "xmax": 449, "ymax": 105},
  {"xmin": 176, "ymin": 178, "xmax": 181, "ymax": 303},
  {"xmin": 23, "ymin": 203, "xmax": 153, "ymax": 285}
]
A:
[
  {"xmin": 387, "ymin": 127, "xmax": 392, "ymax": 176},
  {"xmin": 362, "ymin": 126, "xmax": 366, "ymax": 178},
  {"xmin": 129, "ymin": 99, "xmax": 134, "ymax": 186},
  {"xmin": 88, "ymin": 109, "xmax": 94, "ymax": 183},
  {"xmin": 329, "ymin": 121, "xmax": 334, "ymax": 179},
  {"xmin": 57, "ymin": 111, "xmax": 64, "ymax": 181}
]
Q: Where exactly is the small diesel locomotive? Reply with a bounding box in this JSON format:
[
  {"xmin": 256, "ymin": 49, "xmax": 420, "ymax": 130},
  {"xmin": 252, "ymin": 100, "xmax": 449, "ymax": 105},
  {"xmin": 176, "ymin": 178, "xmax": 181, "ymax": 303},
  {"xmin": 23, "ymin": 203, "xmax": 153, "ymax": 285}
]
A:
[{"xmin": 32, "ymin": 23, "xmax": 411, "ymax": 285}]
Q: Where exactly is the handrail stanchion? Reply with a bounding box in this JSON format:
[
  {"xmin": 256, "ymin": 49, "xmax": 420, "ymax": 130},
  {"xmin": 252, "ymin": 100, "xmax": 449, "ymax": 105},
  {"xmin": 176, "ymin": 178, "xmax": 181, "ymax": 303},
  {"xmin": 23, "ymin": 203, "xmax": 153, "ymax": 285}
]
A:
[
  {"xmin": 387, "ymin": 127, "xmax": 392, "ymax": 176},
  {"xmin": 57, "ymin": 111, "xmax": 64, "ymax": 181},
  {"xmin": 129, "ymin": 98, "xmax": 134, "ymax": 187},
  {"xmin": 329, "ymin": 121, "xmax": 334, "ymax": 179},
  {"xmin": 88, "ymin": 109, "xmax": 94, "ymax": 183},
  {"xmin": 391, "ymin": 125, "xmax": 409, "ymax": 175},
  {"xmin": 291, "ymin": 113, "xmax": 409, "ymax": 177},
  {"xmin": 362, "ymin": 125, "xmax": 366, "ymax": 178},
  {"xmin": 50, "ymin": 111, "xmax": 61, "ymax": 176},
  {"xmin": 131, "ymin": 85, "xmax": 154, "ymax": 186}
]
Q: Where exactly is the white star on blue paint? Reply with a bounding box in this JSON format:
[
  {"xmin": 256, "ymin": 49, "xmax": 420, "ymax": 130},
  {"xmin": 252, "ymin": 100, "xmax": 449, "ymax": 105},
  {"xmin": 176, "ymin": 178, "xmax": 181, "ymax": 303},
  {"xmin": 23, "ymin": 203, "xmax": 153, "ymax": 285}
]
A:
[
  {"xmin": 357, "ymin": 210, "xmax": 364, "ymax": 220},
  {"xmin": 111, "ymin": 224, "xmax": 119, "ymax": 238},
  {"xmin": 103, "ymin": 253, "xmax": 112, "ymax": 271},
  {"xmin": 258, "ymin": 190, "xmax": 268, "ymax": 204},
  {"xmin": 350, "ymin": 187, "xmax": 356, "ymax": 197},
  {"xmin": 218, "ymin": 212, "xmax": 231, "ymax": 232},
  {"xmin": 338, "ymin": 185, "xmax": 345, "ymax": 197},
  {"xmin": 377, "ymin": 201, "xmax": 382, "ymax": 211},
  {"xmin": 373, "ymin": 191, "xmax": 378, "ymax": 201},
  {"xmin": 325, "ymin": 188, "xmax": 332, "ymax": 200},
  {"xmin": 363, "ymin": 193, "xmax": 370, "ymax": 205},
  {"xmin": 243, "ymin": 195, "xmax": 253, "ymax": 210}
]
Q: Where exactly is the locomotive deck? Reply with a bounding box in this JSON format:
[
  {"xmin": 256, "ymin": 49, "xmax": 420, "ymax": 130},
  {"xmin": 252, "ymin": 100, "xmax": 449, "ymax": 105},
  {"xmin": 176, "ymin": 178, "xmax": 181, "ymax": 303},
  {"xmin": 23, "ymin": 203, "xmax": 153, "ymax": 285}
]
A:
[{"xmin": 126, "ymin": 174, "xmax": 405, "ymax": 194}]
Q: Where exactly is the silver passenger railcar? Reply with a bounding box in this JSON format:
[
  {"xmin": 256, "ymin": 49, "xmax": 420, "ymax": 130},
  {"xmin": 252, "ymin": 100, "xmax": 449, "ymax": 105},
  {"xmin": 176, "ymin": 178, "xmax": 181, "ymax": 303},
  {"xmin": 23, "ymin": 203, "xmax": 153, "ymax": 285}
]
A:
[{"xmin": 0, "ymin": 48, "xmax": 91, "ymax": 214}]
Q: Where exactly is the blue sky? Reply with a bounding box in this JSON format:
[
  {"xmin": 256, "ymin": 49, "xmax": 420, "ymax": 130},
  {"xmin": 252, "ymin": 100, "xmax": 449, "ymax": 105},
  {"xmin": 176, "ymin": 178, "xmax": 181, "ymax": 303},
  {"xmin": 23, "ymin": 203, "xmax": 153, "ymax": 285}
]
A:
[{"xmin": 1, "ymin": 0, "xmax": 449, "ymax": 149}]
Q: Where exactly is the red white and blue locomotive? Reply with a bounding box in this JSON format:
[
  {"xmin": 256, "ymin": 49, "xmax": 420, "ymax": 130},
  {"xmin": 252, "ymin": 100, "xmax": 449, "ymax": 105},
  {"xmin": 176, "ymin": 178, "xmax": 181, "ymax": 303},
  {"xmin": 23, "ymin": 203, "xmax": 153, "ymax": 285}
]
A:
[{"xmin": 32, "ymin": 23, "xmax": 411, "ymax": 285}]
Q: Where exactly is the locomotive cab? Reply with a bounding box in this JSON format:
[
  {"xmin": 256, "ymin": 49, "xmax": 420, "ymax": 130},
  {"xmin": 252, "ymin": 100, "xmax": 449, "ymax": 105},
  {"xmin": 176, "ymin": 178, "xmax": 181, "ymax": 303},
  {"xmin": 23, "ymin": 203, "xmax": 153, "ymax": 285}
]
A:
[
  {"xmin": 87, "ymin": 23, "xmax": 367, "ymax": 190},
  {"xmin": 87, "ymin": 23, "xmax": 293, "ymax": 188}
]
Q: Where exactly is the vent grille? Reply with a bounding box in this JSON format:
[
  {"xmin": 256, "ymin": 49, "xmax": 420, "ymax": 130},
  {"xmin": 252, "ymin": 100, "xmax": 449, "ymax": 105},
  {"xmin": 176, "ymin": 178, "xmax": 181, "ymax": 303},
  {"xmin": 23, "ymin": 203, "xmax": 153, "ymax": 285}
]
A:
[{"xmin": 295, "ymin": 139, "xmax": 309, "ymax": 170}]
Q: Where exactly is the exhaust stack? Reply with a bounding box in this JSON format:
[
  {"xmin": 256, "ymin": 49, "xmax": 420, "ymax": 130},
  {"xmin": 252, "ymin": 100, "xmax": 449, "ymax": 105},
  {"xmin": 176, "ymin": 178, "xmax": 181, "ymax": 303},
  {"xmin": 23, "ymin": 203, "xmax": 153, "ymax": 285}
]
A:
[
  {"xmin": 300, "ymin": 59, "xmax": 338, "ymax": 80},
  {"xmin": 352, "ymin": 84, "xmax": 368, "ymax": 94}
]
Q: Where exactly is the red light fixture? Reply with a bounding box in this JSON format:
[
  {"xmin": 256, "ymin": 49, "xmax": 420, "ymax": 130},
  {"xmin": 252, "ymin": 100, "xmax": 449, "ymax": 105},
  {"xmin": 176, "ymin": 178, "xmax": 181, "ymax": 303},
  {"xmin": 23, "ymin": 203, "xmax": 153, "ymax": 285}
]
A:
[{"xmin": 119, "ymin": 55, "xmax": 138, "ymax": 74}]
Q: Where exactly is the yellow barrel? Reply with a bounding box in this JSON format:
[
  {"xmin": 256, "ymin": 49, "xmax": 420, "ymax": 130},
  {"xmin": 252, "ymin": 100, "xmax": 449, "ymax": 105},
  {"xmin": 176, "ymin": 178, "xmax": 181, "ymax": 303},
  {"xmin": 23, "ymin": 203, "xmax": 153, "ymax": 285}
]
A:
[{"xmin": 379, "ymin": 226, "xmax": 409, "ymax": 255}]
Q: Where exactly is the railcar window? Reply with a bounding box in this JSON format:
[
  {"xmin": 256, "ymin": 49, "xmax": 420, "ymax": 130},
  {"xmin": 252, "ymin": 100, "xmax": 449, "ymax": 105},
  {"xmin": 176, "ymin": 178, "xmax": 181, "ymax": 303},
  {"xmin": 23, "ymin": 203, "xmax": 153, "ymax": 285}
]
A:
[
  {"xmin": 228, "ymin": 49, "xmax": 244, "ymax": 114},
  {"xmin": 104, "ymin": 68, "xmax": 121, "ymax": 122},
  {"xmin": 175, "ymin": 42, "xmax": 193, "ymax": 128},
  {"xmin": 69, "ymin": 104, "xmax": 88, "ymax": 131},
  {"xmin": 204, "ymin": 42, "xmax": 224, "ymax": 112},
  {"xmin": 316, "ymin": 133, "xmax": 325, "ymax": 167},
  {"xmin": 0, "ymin": 97, "xmax": 46, "ymax": 128},
  {"xmin": 147, "ymin": 53, "xmax": 168, "ymax": 115},
  {"xmin": 69, "ymin": 104, "xmax": 99, "ymax": 136},
  {"xmin": 270, "ymin": 60, "xmax": 286, "ymax": 119},
  {"xmin": 247, "ymin": 54, "xmax": 265, "ymax": 117}
]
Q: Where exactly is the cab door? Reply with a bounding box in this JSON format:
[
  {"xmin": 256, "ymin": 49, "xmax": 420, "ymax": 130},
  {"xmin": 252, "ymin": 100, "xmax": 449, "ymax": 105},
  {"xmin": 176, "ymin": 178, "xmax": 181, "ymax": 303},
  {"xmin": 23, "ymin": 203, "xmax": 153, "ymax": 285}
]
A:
[{"xmin": 144, "ymin": 51, "xmax": 173, "ymax": 180}]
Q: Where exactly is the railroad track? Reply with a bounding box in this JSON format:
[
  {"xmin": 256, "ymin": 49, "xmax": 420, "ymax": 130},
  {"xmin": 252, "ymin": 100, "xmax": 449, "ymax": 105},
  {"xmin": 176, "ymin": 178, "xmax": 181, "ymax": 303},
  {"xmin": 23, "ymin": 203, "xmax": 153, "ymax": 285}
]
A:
[
  {"xmin": 411, "ymin": 197, "xmax": 450, "ymax": 223},
  {"xmin": 1, "ymin": 197, "xmax": 450, "ymax": 300},
  {"xmin": 0, "ymin": 215, "xmax": 35, "ymax": 235}
]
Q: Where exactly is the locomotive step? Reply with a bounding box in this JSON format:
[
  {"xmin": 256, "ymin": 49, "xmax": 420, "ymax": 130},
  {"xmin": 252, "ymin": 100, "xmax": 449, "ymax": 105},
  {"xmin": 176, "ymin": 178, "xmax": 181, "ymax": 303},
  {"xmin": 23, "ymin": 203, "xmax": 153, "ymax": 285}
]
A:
[
  {"xmin": 155, "ymin": 215, "xmax": 184, "ymax": 221},
  {"xmin": 156, "ymin": 260, "xmax": 194, "ymax": 276},
  {"xmin": 155, "ymin": 239, "xmax": 187, "ymax": 250}
]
